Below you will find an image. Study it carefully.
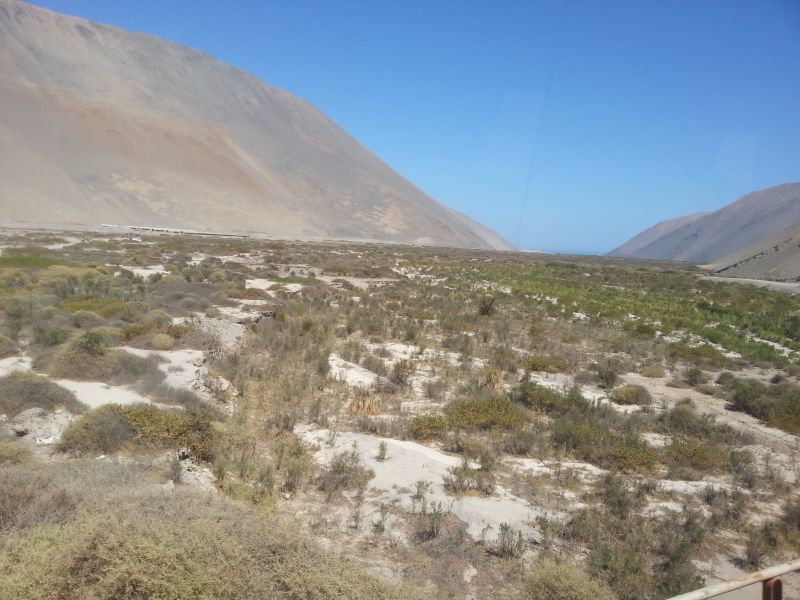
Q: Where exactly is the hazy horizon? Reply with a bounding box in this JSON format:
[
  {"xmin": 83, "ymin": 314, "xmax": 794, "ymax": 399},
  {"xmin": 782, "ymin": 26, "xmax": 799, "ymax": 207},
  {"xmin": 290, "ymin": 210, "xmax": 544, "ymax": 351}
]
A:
[{"xmin": 29, "ymin": 0, "xmax": 800, "ymax": 253}]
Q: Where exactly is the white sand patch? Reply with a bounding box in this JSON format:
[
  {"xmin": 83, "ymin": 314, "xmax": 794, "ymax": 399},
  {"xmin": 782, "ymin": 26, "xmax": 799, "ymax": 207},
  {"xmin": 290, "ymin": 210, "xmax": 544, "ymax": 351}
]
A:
[
  {"xmin": 296, "ymin": 426, "xmax": 559, "ymax": 541},
  {"xmin": 245, "ymin": 279, "xmax": 277, "ymax": 296},
  {"xmin": 641, "ymin": 432, "xmax": 671, "ymax": 448},
  {"xmin": 657, "ymin": 479, "xmax": 735, "ymax": 495},
  {"xmin": 44, "ymin": 236, "xmax": 81, "ymax": 250},
  {"xmin": 507, "ymin": 457, "xmax": 607, "ymax": 482},
  {"xmin": 5, "ymin": 407, "xmax": 77, "ymax": 444},
  {"xmin": 122, "ymin": 264, "xmax": 169, "ymax": 279},
  {"xmin": 122, "ymin": 347, "xmax": 205, "ymax": 392},
  {"xmin": 0, "ymin": 355, "xmax": 32, "ymax": 377},
  {"xmin": 53, "ymin": 379, "xmax": 153, "ymax": 409},
  {"xmin": 328, "ymin": 354, "xmax": 379, "ymax": 388}
]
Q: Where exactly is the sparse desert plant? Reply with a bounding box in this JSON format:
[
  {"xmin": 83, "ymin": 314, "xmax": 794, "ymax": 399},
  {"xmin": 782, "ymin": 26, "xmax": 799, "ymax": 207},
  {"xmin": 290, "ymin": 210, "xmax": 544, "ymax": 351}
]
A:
[
  {"xmin": 317, "ymin": 449, "xmax": 373, "ymax": 501},
  {"xmin": 0, "ymin": 441, "xmax": 32, "ymax": 465},
  {"xmin": 610, "ymin": 384, "xmax": 652, "ymax": 406},
  {"xmin": 519, "ymin": 561, "xmax": 616, "ymax": 600},
  {"xmin": 493, "ymin": 522, "xmax": 524, "ymax": 558},
  {"xmin": 684, "ymin": 366, "xmax": 707, "ymax": 387},
  {"xmin": 0, "ymin": 372, "xmax": 85, "ymax": 417},
  {"xmin": 149, "ymin": 333, "xmax": 175, "ymax": 350},
  {"xmin": 409, "ymin": 414, "xmax": 447, "ymax": 440},
  {"xmin": 639, "ymin": 363, "xmax": 666, "ymax": 378},
  {"xmin": 478, "ymin": 294, "xmax": 496, "ymax": 316},
  {"xmin": 376, "ymin": 440, "xmax": 388, "ymax": 461},
  {"xmin": 389, "ymin": 359, "xmax": 414, "ymax": 385},
  {"xmin": 0, "ymin": 335, "xmax": 17, "ymax": 359},
  {"xmin": 447, "ymin": 395, "xmax": 525, "ymax": 430}
]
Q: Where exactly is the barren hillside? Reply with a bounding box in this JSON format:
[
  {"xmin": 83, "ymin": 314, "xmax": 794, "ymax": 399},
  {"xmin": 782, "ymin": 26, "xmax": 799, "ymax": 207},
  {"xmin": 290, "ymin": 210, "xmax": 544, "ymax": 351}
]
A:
[{"xmin": 0, "ymin": 0, "xmax": 511, "ymax": 250}]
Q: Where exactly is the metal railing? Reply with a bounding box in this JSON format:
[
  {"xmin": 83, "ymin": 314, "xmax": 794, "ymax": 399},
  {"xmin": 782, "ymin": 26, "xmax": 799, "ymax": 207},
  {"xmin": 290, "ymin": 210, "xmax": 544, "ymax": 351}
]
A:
[{"xmin": 668, "ymin": 558, "xmax": 800, "ymax": 600}]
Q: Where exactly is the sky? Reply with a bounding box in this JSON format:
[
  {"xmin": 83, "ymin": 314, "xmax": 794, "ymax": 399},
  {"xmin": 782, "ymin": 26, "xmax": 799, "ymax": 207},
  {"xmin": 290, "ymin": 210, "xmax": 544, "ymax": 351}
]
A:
[{"xmin": 32, "ymin": 0, "xmax": 800, "ymax": 254}]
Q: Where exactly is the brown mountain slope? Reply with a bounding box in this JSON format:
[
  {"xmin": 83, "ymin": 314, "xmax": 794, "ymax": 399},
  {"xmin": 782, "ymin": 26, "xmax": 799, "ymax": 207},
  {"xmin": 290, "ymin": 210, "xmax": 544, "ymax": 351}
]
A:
[
  {"xmin": 607, "ymin": 183, "xmax": 800, "ymax": 262},
  {"xmin": 705, "ymin": 222, "xmax": 800, "ymax": 282},
  {"xmin": 607, "ymin": 212, "xmax": 709, "ymax": 258},
  {"xmin": 0, "ymin": 0, "xmax": 511, "ymax": 249}
]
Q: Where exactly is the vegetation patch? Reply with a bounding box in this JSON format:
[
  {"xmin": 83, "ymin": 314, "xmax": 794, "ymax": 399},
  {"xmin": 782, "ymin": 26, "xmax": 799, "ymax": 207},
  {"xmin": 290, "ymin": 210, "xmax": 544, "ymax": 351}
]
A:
[
  {"xmin": 0, "ymin": 372, "xmax": 85, "ymax": 417},
  {"xmin": 447, "ymin": 395, "xmax": 525, "ymax": 430}
]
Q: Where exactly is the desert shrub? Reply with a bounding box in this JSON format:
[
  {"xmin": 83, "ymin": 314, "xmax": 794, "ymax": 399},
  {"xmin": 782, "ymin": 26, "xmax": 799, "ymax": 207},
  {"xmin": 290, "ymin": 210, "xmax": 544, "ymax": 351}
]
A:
[
  {"xmin": 553, "ymin": 420, "xmax": 658, "ymax": 473},
  {"xmin": 0, "ymin": 372, "xmax": 85, "ymax": 417},
  {"xmin": 668, "ymin": 342, "xmax": 729, "ymax": 368},
  {"xmin": 447, "ymin": 396, "xmax": 525, "ymax": 430},
  {"xmin": 684, "ymin": 367, "xmax": 707, "ymax": 387},
  {"xmin": 0, "ymin": 335, "xmax": 17, "ymax": 359},
  {"xmin": 49, "ymin": 331, "xmax": 164, "ymax": 385},
  {"xmin": 0, "ymin": 473, "xmax": 75, "ymax": 542},
  {"xmin": 0, "ymin": 494, "xmax": 413, "ymax": 600},
  {"xmin": 639, "ymin": 364, "xmax": 665, "ymax": 378},
  {"xmin": 409, "ymin": 414, "xmax": 447, "ymax": 440},
  {"xmin": 478, "ymin": 294, "xmax": 496, "ymax": 316},
  {"xmin": 510, "ymin": 382, "xmax": 568, "ymax": 413},
  {"xmin": 31, "ymin": 319, "xmax": 71, "ymax": 347},
  {"xmin": 149, "ymin": 333, "xmax": 175, "ymax": 350},
  {"xmin": 60, "ymin": 297, "xmax": 136, "ymax": 320},
  {"xmin": 595, "ymin": 366, "xmax": 618, "ymax": 389},
  {"xmin": 442, "ymin": 461, "xmax": 494, "ymax": 495},
  {"xmin": 58, "ymin": 405, "xmax": 136, "ymax": 455},
  {"xmin": 317, "ymin": 450, "xmax": 373, "ymax": 500},
  {"xmin": 659, "ymin": 401, "xmax": 741, "ymax": 445},
  {"xmin": 500, "ymin": 430, "xmax": 540, "ymax": 455},
  {"xmin": 610, "ymin": 384, "xmax": 652, "ymax": 406},
  {"xmin": 728, "ymin": 377, "xmax": 800, "ymax": 434},
  {"xmin": 389, "ymin": 359, "xmax": 414, "ymax": 385},
  {"xmin": 519, "ymin": 561, "xmax": 615, "ymax": 600},
  {"xmin": 0, "ymin": 442, "xmax": 32, "ymax": 465},
  {"xmin": 665, "ymin": 437, "xmax": 726, "ymax": 475},
  {"xmin": 59, "ymin": 404, "xmax": 216, "ymax": 459},
  {"xmin": 526, "ymin": 354, "xmax": 569, "ymax": 373}
]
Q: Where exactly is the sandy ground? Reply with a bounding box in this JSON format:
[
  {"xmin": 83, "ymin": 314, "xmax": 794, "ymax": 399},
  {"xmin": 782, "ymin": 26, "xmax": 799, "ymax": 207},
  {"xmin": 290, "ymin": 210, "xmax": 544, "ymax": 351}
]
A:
[
  {"xmin": 0, "ymin": 355, "xmax": 32, "ymax": 376},
  {"xmin": 296, "ymin": 425, "xmax": 561, "ymax": 542},
  {"xmin": 328, "ymin": 354, "xmax": 379, "ymax": 388}
]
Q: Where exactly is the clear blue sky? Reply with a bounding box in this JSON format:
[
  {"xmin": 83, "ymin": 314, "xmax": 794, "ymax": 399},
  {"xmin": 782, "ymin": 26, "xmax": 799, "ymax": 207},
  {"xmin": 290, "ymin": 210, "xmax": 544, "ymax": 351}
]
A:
[{"xmin": 33, "ymin": 0, "xmax": 800, "ymax": 253}]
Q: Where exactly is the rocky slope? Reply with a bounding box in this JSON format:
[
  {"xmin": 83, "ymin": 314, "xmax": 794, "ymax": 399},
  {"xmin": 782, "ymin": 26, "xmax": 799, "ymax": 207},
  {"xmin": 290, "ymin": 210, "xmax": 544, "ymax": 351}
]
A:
[
  {"xmin": 608, "ymin": 183, "xmax": 800, "ymax": 263},
  {"xmin": 0, "ymin": 0, "xmax": 511, "ymax": 249}
]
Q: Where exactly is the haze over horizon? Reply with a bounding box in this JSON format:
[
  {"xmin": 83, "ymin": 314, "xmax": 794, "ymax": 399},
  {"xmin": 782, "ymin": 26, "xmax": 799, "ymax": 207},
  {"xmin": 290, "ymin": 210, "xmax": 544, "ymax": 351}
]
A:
[{"xmin": 28, "ymin": 0, "xmax": 800, "ymax": 254}]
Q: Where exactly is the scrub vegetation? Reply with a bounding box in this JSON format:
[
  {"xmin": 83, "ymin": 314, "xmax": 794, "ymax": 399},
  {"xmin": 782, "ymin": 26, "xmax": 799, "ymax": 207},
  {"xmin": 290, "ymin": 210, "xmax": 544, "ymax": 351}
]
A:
[{"xmin": 0, "ymin": 229, "xmax": 798, "ymax": 599}]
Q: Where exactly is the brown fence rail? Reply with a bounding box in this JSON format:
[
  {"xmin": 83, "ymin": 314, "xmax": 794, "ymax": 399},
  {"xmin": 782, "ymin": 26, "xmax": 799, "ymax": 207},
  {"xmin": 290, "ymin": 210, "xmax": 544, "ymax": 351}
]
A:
[{"xmin": 667, "ymin": 559, "xmax": 800, "ymax": 600}]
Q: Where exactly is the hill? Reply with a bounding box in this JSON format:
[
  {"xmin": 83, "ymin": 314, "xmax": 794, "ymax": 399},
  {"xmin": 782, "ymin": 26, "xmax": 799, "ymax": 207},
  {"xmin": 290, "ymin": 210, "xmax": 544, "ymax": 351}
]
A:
[
  {"xmin": 607, "ymin": 183, "xmax": 800, "ymax": 263},
  {"xmin": 0, "ymin": 0, "xmax": 511, "ymax": 249}
]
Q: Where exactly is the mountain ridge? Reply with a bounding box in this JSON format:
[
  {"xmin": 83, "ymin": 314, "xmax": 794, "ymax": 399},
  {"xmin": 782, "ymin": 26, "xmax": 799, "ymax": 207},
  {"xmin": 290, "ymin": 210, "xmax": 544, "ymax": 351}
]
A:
[
  {"xmin": 607, "ymin": 182, "xmax": 800, "ymax": 263},
  {"xmin": 0, "ymin": 0, "xmax": 512, "ymax": 250}
]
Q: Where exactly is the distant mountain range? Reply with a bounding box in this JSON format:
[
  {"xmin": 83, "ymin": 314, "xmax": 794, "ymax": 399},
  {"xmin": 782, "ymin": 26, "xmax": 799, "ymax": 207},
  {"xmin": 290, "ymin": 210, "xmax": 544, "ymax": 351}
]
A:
[
  {"xmin": 609, "ymin": 183, "xmax": 800, "ymax": 281},
  {"xmin": 0, "ymin": 0, "xmax": 511, "ymax": 250}
]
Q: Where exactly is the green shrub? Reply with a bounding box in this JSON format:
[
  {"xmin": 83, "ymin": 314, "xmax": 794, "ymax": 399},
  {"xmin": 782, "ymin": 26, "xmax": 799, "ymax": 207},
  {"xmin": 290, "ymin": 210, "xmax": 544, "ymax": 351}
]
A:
[
  {"xmin": 60, "ymin": 297, "xmax": 136, "ymax": 320},
  {"xmin": 639, "ymin": 364, "xmax": 665, "ymax": 378},
  {"xmin": 526, "ymin": 354, "xmax": 570, "ymax": 373},
  {"xmin": 610, "ymin": 384, "xmax": 652, "ymax": 406},
  {"xmin": 447, "ymin": 396, "xmax": 525, "ymax": 430},
  {"xmin": 149, "ymin": 333, "xmax": 175, "ymax": 350},
  {"xmin": 317, "ymin": 450, "xmax": 373, "ymax": 501},
  {"xmin": 49, "ymin": 332, "xmax": 164, "ymax": 385},
  {"xmin": 666, "ymin": 437, "xmax": 726, "ymax": 474},
  {"xmin": 510, "ymin": 382, "xmax": 567, "ymax": 413},
  {"xmin": 59, "ymin": 404, "xmax": 216, "ymax": 459},
  {"xmin": 0, "ymin": 372, "xmax": 85, "ymax": 417},
  {"xmin": 520, "ymin": 561, "xmax": 616, "ymax": 600},
  {"xmin": 0, "ymin": 441, "xmax": 32, "ymax": 465},
  {"xmin": 684, "ymin": 367, "xmax": 707, "ymax": 387},
  {"xmin": 409, "ymin": 414, "xmax": 447, "ymax": 440},
  {"xmin": 0, "ymin": 496, "xmax": 412, "ymax": 600},
  {"xmin": 0, "ymin": 335, "xmax": 17, "ymax": 359}
]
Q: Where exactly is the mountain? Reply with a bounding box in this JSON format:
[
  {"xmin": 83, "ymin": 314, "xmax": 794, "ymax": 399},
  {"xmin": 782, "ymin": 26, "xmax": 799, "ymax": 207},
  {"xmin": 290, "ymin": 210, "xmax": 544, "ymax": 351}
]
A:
[
  {"xmin": 608, "ymin": 212, "xmax": 709, "ymax": 258},
  {"xmin": 705, "ymin": 222, "xmax": 800, "ymax": 282},
  {"xmin": 0, "ymin": 0, "xmax": 511, "ymax": 250},
  {"xmin": 607, "ymin": 183, "xmax": 800, "ymax": 263}
]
